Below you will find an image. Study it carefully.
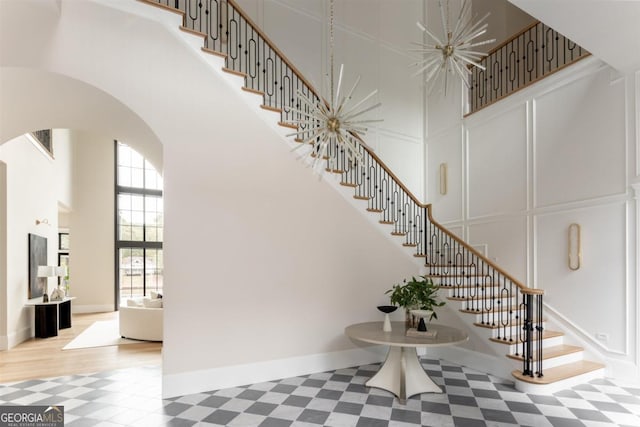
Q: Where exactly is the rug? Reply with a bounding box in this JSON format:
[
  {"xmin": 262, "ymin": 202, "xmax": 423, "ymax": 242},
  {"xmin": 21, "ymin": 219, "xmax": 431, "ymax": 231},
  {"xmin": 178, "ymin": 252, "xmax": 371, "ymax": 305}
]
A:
[{"xmin": 63, "ymin": 320, "xmax": 138, "ymax": 350}]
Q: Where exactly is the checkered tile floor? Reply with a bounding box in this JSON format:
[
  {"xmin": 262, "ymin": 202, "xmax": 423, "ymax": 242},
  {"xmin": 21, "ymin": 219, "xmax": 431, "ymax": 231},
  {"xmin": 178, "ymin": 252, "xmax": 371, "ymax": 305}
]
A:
[{"xmin": 1, "ymin": 359, "xmax": 639, "ymax": 426}]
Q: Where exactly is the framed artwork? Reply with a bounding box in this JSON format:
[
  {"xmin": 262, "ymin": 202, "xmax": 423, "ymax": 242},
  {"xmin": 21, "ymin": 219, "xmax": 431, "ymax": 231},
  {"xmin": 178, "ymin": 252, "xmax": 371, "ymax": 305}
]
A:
[{"xmin": 28, "ymin": 233, "xmax": 47, "ymax": 299}]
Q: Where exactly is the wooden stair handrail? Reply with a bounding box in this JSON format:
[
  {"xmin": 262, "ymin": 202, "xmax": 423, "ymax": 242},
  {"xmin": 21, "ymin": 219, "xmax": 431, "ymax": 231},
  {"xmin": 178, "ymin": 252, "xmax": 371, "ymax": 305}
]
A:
[{"xmin": 141, "ymin": 0, "xmax": 542, "ymax": 297}]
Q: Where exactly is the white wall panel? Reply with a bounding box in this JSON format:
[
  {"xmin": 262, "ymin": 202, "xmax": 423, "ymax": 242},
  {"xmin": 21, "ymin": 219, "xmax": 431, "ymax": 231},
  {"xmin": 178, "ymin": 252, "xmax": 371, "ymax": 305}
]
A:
[
  {"xmin": 377, "ymin": 133, "xmax": 422, "ymax": 199},
  {"xmin": 427, "ymin": 126, "xmax": 463, "ymax": 223},
  {"xmin": 378, "ymin": 47, "xmax": 421, "ymax": 139},
  {"xmin": 535, "ymin": 68, "xmax": 626, "ymax": 207},
  {"xmin": 536, "ymin": 203, "xmax": 627, "ymax": 354},
  {"xmin": 467, "ymin": 104, "xmax": 527, "ymax": 218},
  {"xmin": 273, "ymin": 0, "xmax": 324, "ymax": 20},
  {"xmin": 379, "ymin": 0, "xmax": 423, "ymax": 50},
  {"xmin": 467, "ymin": 217, "xmax": 528, "ymax": 283}
]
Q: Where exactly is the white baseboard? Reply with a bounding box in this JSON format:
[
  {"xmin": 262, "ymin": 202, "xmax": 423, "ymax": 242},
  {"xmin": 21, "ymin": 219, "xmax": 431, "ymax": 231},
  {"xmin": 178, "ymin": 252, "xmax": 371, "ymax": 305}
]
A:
[
  {"xmin": 0, "ymin": 335, "xmax": 7, "ymax": 350},
  {"xmin": 72, "ymin": 304, "xmax": 113, "ymax": 314},
  {"xmin": 7, "ymin": 326, "xmax": 32, "ymax": 349},
  {"xmin": 428, "ymin": 346, "xmax": 513, "ymax": 384},
  {"xmin": 162, "ymin": 346, "xmax": 387, "ymax": 399}
]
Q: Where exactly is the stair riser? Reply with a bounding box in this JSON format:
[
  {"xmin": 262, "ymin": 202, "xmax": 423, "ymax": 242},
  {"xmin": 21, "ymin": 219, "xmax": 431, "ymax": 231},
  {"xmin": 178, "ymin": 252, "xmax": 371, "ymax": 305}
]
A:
[
  {"xmin": 462, "ymin": 311, "xmax": 527, "ymax": 324},
  {"xmin": 429, "ymin": 276, "xmax": 497, "ymax": 285},
  {"xmin": 477, "ymin": 322, "xmax": 548, "ymax": 340},
  {"xmin": 500, "ymin": 335, "xmax": 564, "ymax": 354},
  {"xmin": 507, "ymin": 350, "xmax": 584, "ymax": 371},
  {"xmin": 447, "ymin": 297, "xmax": 517, "ymax": 308}
]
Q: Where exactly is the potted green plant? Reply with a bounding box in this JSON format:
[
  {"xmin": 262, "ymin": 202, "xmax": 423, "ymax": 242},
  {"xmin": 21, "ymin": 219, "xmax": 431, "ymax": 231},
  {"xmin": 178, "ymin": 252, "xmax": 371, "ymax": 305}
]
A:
[{"xmin": 385, "ymin": 276, "xmax": 445, "ymax": 328}]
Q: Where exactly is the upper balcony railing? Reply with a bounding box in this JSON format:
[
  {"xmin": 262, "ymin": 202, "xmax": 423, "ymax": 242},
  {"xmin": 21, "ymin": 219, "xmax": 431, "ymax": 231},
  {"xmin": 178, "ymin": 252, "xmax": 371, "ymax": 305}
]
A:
[{"xmin": 468, "ymin": 21, "xmax": 590, "ymax": 115}]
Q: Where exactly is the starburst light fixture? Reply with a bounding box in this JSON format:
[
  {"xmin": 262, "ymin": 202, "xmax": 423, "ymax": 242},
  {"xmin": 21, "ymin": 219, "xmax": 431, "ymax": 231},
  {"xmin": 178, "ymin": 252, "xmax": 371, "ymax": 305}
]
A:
[
  {"xmin": 286, "ymin": 0, "xmax": 382, "ymax": 172},
  {"xmin": 411, "ymin": 0, "xmax": 495, "ymax": 95}
]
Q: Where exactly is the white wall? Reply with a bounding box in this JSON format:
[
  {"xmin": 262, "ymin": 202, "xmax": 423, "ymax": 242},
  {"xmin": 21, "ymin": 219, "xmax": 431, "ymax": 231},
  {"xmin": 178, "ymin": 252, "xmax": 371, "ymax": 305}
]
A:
[
  {"xmin": 427, "ymin": 57, "xmax": 640, "ymax": 378},
  {"xmin": 0, "ymin": 161, "xmax": 7, "ymax": 349},
  {"xmin": 473, "ymin": 0, "xmax": 535, "ymax": 53},
  {"xmin": 235, "ymin": 0, "xmax": 425, "ymax": 200},
  {"xmin": 0, "ymin": 0, "xmax": 422, "ymax": 396},
  {"xmin": 0, "ymin": 136, "xmax": 60, "ymax": 348},
  {"xmin": 53, "ymin": 129, "xmax": 73, "ymax": 210},
  {"xmin": 69, "ymin": 130, "xmax": 115, "ymax": 313}
]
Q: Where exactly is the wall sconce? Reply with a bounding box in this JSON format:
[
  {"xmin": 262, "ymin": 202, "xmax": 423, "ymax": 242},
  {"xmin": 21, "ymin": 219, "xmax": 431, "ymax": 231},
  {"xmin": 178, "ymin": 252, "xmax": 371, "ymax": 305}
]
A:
[
  {"xmin": 568, "ymin": 223, "xmax": 581, "ymax": 270},
  {"xmin": 35, "ymin": 218, "xmax": 50, "ymax": 226},
  {"xmin": 439, "ymin": 163, "xmax": 448, "ymax": 195}
]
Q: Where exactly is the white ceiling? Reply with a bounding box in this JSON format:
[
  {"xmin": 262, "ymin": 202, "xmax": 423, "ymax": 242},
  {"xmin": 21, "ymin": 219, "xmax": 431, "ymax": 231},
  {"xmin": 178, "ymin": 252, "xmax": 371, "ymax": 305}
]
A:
[{"xmin": 508, "ymin": 0, "xmax": 640, "ymax": 74}]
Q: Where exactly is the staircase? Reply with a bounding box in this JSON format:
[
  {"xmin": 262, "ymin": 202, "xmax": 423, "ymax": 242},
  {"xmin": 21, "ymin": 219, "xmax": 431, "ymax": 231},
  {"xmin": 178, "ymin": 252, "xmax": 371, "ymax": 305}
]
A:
[{"xmin": 139, "ymin": 0, "xmax": 604, "ymax": 393}]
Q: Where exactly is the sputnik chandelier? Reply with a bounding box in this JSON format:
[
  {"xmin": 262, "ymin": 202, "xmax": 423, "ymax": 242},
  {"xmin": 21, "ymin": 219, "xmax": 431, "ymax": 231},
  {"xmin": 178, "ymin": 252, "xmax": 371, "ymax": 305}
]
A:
[
  {"xmin": 286, "ymin": 0, "xmax": 382, "ymax": 172},
  {"xmin": 411, "ymin": 0, "xmax": 495, "ymax": 94}
]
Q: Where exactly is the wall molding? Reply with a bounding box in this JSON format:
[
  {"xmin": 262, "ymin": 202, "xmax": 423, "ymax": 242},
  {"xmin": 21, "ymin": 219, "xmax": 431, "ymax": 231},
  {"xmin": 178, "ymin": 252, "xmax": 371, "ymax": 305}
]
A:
[{"xmin": 162, "ymin": 346, "xmax": 387, "ymax": 399}]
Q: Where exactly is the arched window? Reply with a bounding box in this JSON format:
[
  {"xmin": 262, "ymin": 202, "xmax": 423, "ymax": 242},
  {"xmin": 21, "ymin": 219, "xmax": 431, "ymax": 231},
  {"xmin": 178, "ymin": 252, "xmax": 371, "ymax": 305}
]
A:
[{"xmin": 115, "ymin": 141, "xmax": 163, "ymax": 305}]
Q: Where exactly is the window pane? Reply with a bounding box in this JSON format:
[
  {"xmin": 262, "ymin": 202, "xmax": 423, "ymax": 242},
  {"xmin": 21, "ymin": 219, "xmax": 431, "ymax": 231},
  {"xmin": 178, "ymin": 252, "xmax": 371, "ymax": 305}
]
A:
[
  {"xmin": 116, "ymin": 141, "xmax": 164, "ymax": 301},
  {"xmin": 131, "ymin": 168, "xmax": 144, "ymax": 188},
  {"xmin": 146, "ymin": 249, "xmax": 163, "ymax": 294},
  {"xmin": 118, "ymin": 166, "xmax": 130, "ymax": 188},
  {"xmin": 118, "ymin": 144, "xmax": 131, "ymax": 167}
]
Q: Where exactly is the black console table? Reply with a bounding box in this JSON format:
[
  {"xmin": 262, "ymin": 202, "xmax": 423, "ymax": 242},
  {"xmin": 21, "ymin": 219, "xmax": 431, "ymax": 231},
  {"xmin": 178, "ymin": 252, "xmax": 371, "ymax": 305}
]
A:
[{"xmin": 25, "ymin": 297, "xmax": 75, "ymax": 338}]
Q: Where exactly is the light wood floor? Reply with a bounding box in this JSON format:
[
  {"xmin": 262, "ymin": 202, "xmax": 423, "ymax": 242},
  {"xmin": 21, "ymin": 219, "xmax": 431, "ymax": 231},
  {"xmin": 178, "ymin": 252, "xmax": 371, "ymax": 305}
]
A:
[{"xmin": 0, "ymin": 312, "xmax": 162, "ymax": 384}]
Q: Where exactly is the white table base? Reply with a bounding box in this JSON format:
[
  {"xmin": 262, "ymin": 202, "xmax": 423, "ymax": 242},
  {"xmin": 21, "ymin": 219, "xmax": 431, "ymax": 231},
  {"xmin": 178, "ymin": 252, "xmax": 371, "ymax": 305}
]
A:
[{"xmin": 366, "ymin": 346, "xmax": 442, "ymax": 401}]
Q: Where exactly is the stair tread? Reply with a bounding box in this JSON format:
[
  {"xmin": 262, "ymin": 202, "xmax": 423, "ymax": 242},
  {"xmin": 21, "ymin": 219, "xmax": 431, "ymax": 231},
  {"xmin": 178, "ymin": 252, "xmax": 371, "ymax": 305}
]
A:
[
  {"xmin": 202, "ymin": 47, "xmax": 227, "ymax": 59},
  {"xmin": 222, "ymin": 67, "xmax": 247, "ymax": 78},
  {"xmin": 507, "ymin": 344, "xmax": 583, "ymax": 361},
  {"xmin": 367, "ymin": 208, "xmax": 383, "ymax": 213},
  {"xmin": 340, "ymin": 182, "xmax": 358, "ymax": 188},
  {"xmin": 512, "ymin": 360, "xmax": 604, "ymax": 385},
  {"xmin": 473, "ymin": 318, "xmax": 546, "ymax": 329},
  {"xmin": 261, "ymin": 105, "xmax": 282, "ymax": 113},
  {"xmin": 180, "ymin": 25, "xmax": 207, "ymax": 39},
  {"xmin": 425, "ymin": 273, "xmax": 486, "ymax": 278},
  {"xmin": 448, "ymin": 295, "xmax": 515, "ymax": 301},
  {"xmin": 460, "ymin": 307, "xmax": 515, "ymax": 314},
  {"xmin": 490, "ymin": 330, "xmax": 563, "ymax": 345},
  {"xmin": 278, "ymin": 121, "xmax": 297, "ymax": 129}
]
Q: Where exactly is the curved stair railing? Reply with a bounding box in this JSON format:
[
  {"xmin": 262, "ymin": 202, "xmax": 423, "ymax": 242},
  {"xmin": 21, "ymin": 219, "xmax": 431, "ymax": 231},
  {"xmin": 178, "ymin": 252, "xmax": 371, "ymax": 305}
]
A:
[{"xmin": 144, "ymin": 0, "xmax": 545, "ymax": 379}]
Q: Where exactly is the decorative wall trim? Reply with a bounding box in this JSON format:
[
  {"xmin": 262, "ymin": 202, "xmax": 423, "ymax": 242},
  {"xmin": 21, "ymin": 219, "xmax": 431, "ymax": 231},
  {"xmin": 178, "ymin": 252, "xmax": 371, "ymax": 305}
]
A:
[
  {"xmin": 463, "ymin": 56, "xmax": 606, "ymax": 128},
  {"xmin": 635, "ymin": 70, "xmax": 640, "ymax": 178},
  {"xmin": 162, "ymin": 346, "xmax": 387, "ymax": 399},
  {"xmin": 544, "ymin": 302, "xmax": 627, "ymax": 356}
]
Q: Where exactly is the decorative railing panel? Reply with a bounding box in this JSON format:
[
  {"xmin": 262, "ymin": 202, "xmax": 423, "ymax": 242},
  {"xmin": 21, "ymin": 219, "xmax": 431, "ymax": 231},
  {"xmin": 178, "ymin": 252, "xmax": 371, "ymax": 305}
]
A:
[
  {"xmin": 469, "ymin": 21, "xmax": 590, "ymax": 114},
  {"xmin": 145, "ymin": 0, "xmax": 544, "ymax": 378}
]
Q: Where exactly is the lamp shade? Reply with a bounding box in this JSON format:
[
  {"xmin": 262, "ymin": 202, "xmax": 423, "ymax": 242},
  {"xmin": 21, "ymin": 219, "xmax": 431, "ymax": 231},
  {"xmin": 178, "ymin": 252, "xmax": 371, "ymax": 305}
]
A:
[
  {"xmin": 37, "ymin": 266, "xmax": 56, "ymax": 278},
  {"xmin": 55, "ymin": 266, "xmax": 68, "ymax": 277}
]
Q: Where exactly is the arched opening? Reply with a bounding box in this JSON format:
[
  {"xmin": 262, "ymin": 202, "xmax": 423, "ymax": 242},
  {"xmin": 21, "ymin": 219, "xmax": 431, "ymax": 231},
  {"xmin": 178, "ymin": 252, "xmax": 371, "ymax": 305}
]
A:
[{"xmin": 0, "ymin": 68, "xmax": 164, "ymax": 380}]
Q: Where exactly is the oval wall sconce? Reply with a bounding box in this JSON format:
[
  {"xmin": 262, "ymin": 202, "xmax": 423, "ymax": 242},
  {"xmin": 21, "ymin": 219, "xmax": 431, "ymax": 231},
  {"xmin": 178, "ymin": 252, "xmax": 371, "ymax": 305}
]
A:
[
  {"xmin": 568, "ymin": 223, "xmax": 581, "ymax": 270},
  {"xmin": 439, "ymin": 163, "xmax": 447, "ymax": 195}
]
